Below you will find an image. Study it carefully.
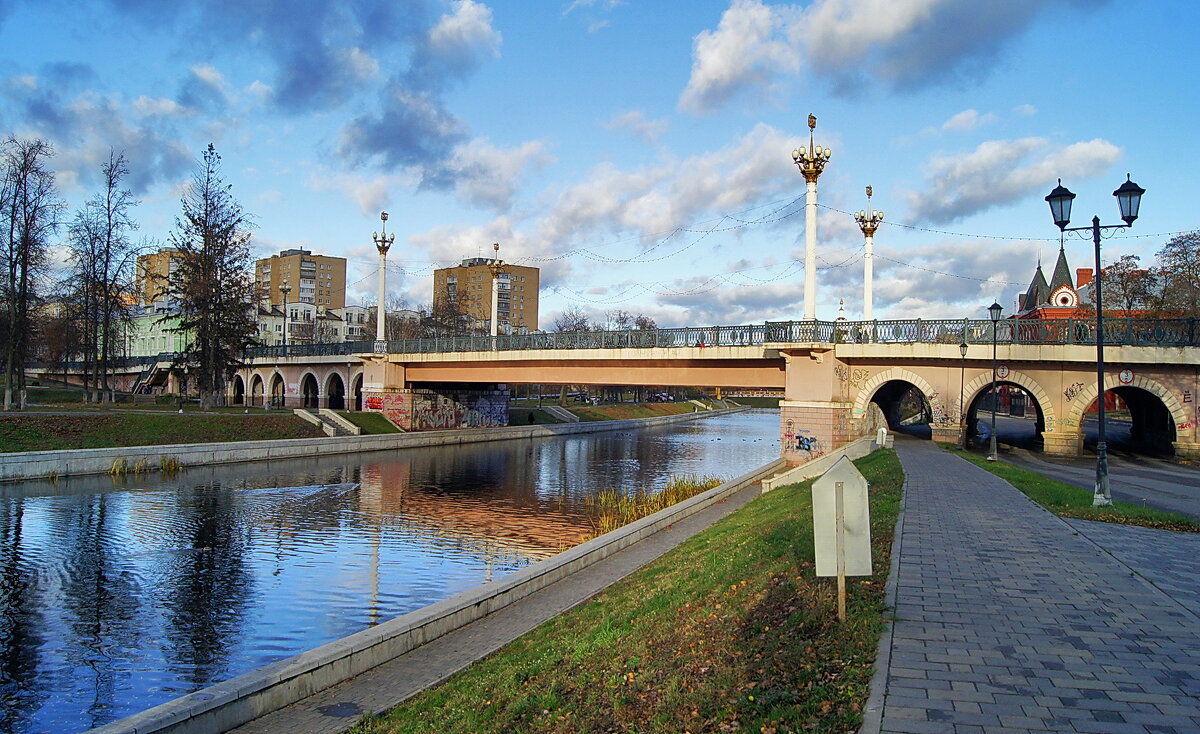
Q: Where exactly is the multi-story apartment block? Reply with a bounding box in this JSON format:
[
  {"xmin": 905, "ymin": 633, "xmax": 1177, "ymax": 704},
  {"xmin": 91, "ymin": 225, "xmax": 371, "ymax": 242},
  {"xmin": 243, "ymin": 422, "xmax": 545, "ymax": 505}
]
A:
[
  {"xmin": 135, "ymin": 247, "xmax": 184, "ymax": 307},
  {"xmin": 432, "ymin": 256, "xmax": 539, "ymax": 333},
  {"xmin": 255, "ymin": 248, "xmax": 347, "ymax": 309}
]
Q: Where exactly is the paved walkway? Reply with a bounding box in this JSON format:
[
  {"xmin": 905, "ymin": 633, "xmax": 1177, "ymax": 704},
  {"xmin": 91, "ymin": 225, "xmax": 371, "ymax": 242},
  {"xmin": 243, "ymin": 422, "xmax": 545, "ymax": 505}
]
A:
[
  {"xmin": 868, "ymin": 438, "xmax": 1200, "ymax": 734},
  {"xmin": 229, "ymin": 482, "xmax": 764, "ymax": 733}
]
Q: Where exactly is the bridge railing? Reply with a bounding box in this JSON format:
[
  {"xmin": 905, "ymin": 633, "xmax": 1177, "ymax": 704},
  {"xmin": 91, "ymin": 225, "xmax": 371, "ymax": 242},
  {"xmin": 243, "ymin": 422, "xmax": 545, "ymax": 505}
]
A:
[{"xmin": 211, "ymin": 317, "xmax": 1200, "ymax": 361}]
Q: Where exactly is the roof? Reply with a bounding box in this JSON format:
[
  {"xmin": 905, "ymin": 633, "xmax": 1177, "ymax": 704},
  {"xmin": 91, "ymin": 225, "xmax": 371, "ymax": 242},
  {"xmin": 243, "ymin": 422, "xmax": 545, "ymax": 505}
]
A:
[{"xmin": 1049, "ymin": 246, "xmax": 1074, "ymax": 292}]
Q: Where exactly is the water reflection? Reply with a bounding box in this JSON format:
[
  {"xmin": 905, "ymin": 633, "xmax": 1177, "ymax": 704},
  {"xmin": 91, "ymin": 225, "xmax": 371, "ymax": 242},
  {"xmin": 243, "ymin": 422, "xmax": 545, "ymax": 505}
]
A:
[{"xmin": 0, "ymin": 410, "xmax": 778, "ymax": 732}]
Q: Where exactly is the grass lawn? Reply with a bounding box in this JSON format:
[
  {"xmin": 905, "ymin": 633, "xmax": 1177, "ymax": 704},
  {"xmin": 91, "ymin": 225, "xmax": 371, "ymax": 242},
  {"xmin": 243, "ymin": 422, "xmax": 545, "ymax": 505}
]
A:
[
  {"xmin": 352, "ymin": 449, "xmax": 904, "ymax": 734},
  {"xmin": 338, "ymin": 411, "xmax": 402, "ymax": 434},
  {"xmin": 508, "ymin": 408, "xmax": 563, "ymax": 425},
  {"xmin": 570, "ymin": 403, "xmax": 698, "ymax": 422},
  {"xmin": 940, "ymin": 443, "xmax": 1199, "ymax": 533},
  {"xmin": 0, "ymin": 413, "xmax": 324, "ymax": 452}
]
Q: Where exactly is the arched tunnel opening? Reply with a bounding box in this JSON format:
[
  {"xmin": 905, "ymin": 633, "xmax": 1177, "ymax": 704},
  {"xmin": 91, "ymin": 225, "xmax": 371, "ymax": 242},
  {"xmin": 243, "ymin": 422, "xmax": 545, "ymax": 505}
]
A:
[
  {"xmin": 1087, "ymin": 386, "xmax": 1177, "ymax": 457},
  {"xmin": 870, "ymin": 380, "xmax": 932, "ymax": 438},
  {"xmin": 965, "ymin": 383, "xmax": 1045, "ymax": 451}
]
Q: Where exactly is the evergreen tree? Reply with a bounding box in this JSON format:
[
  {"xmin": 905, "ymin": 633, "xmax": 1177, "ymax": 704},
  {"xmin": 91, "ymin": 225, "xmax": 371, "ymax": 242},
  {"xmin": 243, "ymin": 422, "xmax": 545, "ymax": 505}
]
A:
[{"xmin": 167, "ymin": 144, "xmax": 259, "ymax": 408}]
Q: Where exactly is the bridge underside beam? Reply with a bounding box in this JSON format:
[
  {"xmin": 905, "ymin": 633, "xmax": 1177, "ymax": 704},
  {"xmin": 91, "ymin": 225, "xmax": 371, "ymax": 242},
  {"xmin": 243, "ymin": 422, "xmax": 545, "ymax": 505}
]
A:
[{"xmin": 401, "ymin": 358, "xmax": 786, "ymax": 389}]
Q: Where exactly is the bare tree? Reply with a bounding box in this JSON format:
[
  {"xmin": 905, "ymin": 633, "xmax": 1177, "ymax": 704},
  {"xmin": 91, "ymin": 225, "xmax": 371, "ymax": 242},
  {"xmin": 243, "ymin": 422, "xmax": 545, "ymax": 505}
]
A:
[
  {"xmin": 552, "ymin": 305, "xmax": 593, "ymax": 332},
  {"xmin": 1155, "ymin": 231, "xmax": 1200, "ymax": 317},
  {"xmin": 1099, "ymin": 254, "xmax": 1159, "ymax": 315},
  {"xmin": 167, "ymin": 144, "xmax": 259, "ymax": 408},
  {"xmin": 1, "ymin": 136, "xmax": 64, "ymax": 410},
  {"xmin": 67, "ymin": 151, "xmax": 140, "ymax": 402}
]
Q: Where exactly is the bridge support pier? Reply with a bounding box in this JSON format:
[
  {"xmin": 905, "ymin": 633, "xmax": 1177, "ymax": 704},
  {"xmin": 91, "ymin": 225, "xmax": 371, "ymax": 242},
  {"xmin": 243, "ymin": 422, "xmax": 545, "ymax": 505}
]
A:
[
  {"xmin": 779, "ymin": 401, "xmax": 854, "ymax": 466},
  {"xmin": 1173, "ymin": 441, "xmax": 1200, "ymax": 459},
  {"xmin": 1042, "ymin": 432, "xmax": 1083, "ymax": 458}
]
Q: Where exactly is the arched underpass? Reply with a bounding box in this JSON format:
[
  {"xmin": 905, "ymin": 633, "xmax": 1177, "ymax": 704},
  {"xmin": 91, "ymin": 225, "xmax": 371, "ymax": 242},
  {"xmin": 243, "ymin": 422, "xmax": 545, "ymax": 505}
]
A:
[
  {"xmin": 966, "ymin": 383, "xmax": 1045, "ymax": 451},
  {"xmin": 1098, "ymin": 386, "xmax": 1177, "ymax": 457},
  {"xmin": 870, "ymin": 380, "xmax": 932, "ymax": 438}
]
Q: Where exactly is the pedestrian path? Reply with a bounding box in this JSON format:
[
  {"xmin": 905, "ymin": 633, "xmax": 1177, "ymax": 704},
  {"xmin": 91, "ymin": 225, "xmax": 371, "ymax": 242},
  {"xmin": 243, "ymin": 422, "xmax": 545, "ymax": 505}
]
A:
[{"xmin": 867, "ymin": 438, "xmax": 1200, "ymax": 734}]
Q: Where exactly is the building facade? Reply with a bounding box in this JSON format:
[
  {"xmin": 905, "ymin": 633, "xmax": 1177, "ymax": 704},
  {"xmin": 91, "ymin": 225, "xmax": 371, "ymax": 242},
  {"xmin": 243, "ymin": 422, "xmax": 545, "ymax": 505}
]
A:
[
  {"xmin": 256, "ymin": 249, "xmax": 347, "ymax": 309},
  {"xmin": 135, "ymin": 247, "xmax": 184, "ymax": 306},
  {"xmin": 432, "ymin": 257, "xmax": 539, "ymax": 333}
]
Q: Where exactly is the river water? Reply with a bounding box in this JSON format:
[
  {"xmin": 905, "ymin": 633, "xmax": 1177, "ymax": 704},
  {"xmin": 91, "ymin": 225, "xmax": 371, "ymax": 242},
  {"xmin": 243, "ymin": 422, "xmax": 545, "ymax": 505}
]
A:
[{"xmin": 0, "ymin": 410, "xmax": 780, "ymax": 733}]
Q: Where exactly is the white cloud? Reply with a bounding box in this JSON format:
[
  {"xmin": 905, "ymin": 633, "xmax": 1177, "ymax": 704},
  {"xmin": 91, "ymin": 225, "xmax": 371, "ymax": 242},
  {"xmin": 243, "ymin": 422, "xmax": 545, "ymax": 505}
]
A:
[
  {"xmin": 1014, "ymin": 103, "xmax": 1037, "ymax": 116},
  {"xmin": 132, "ymin": 95, "xmax": 187, "ymax": 117},
  {"xmin": 679, "ymin": 0, "xmax": 1090, "ymax": 112},
  {"xmin": 678, "ymin": 0, "xmax": 801, "ymax": 114},
  {"xmin": 604, "ymin": 110, "xmax": 669, "ymax": 143},
  {"xmin": 307, "ymin": 170, "xmax": 418, "ymax": 215},
  {"xmin": 429, "ymin": 0, "xmax": 502, "ymax": 61},
  {"xmin": 445, "ymin": 137, "xmax": 554, "ymax": 210},
  {"xmin": 906, "ymin": 137, "xmax": 1122, "ymax": 224},
  {"xmin": 941, "ymin": 109, "xmax": 994, "ymax": 132}
]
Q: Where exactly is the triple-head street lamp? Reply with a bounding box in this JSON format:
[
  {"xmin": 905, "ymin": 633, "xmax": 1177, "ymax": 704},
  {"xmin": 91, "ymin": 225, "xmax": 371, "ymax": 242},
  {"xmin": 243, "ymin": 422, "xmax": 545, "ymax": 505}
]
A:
[
  {"xmin": 1045, "ymin": 175, "xmax": 1145, "ymax": 506},
  {"xmin": 854, "ymin": 186, "xmax": 884, "ymax": 323},
  {"xmin": 792, "ymin": 114, "xmax": 832, "ymax": 322},
  {"xmin": 372, "ymin": 211, "xmax": 395, "ymax": 346},
  {"xmin": 987, "ymin": 301, "xmax": 1003, "ymax": 461}
]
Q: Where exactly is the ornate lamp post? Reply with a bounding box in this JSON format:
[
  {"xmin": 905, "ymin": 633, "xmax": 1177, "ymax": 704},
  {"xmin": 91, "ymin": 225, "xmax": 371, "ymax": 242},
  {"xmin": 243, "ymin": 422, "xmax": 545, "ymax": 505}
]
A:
[
  {"xmin": 854, "ymin": 185, "xmax": 884, "ymax": 323},
  {"xmin": 488, "ymin": 243, "xmax": 505, "ymax": 340},
  {"xmin": 791, "ymin": 114, "xmax": 832, "ymax": 322},
  {"xmin": 279, "ymin": 280, "xmax": 292, "ymax": 350},
  {"xmin": 987, "ymin": 301, "xmax": 1003, "ymax": 461},
  {"xmin": 1045, "ymin": 175, "xmax": 1145, "ymax": 506},
  {"xmin": 958, "ymin": 340, "xmax": 969, "ymax": 449},
  {"xmin": 372, "ymin": 211, "xmax": 395, "ymax": 347}
]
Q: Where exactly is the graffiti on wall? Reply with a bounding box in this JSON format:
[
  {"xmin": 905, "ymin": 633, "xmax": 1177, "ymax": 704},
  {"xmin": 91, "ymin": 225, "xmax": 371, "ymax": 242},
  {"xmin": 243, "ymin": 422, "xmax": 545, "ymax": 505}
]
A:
[
  {"xmin": 1064, "ymin": 381, "xmax": 1086, "ymax": 401},
  {"xmin": 834, "ymin": 364, "xmax": 870, "ymax": 388}
]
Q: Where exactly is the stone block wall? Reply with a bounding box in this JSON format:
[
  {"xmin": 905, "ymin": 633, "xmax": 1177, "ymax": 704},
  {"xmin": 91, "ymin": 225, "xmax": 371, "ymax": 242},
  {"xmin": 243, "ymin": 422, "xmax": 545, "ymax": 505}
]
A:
[{"xmin": 779, "ymin": 401, "xmax": 855, "ymax": 465}]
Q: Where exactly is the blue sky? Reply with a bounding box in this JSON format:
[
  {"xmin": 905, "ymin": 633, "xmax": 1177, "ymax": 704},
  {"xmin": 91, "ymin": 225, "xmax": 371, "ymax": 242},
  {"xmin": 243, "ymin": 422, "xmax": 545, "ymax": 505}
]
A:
[{"xmin": 1, "ymin": 0, "xmax": 1195, "ymax": 328}]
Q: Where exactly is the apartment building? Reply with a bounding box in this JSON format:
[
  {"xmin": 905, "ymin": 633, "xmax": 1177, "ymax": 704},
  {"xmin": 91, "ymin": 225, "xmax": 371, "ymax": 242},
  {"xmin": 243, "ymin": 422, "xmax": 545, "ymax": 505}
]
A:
[
  {"xmin": 135, "ymin": 247, "xmax": 184, "ymax": 307},
  {"xmin": 432, "ymin": 256, "xmax": 539, "ymax": 333},
  {"xmin": 255, "ymin": 248, "xmax": 347, "ymax": 309}
]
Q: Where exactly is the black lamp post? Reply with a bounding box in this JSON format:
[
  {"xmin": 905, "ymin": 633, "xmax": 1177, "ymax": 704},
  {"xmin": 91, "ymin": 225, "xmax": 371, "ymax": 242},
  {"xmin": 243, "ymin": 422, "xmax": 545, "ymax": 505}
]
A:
[
  {"xmin": 987, "ymin": 302, "xmax": 1003, "ymax": 461},
  {"xmin": 1045, "ymin": 175, "xmax": 1145, "ymax": 506},
  {"xmin": 958, "ymin": 340, "xmax": 969, "ymax": 449}
]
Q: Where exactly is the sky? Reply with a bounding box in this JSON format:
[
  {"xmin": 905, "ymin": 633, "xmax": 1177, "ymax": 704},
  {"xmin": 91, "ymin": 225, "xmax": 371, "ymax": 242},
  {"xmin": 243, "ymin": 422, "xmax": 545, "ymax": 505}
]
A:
[{"xmin": 1, "ymin": 0, "xmax": 1196, "ymax": 329}]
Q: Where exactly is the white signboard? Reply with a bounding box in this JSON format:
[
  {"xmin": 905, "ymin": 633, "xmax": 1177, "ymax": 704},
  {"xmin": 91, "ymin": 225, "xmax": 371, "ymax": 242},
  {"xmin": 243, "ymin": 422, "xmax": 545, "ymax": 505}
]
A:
[{"xmin": 812, "ymin": 456, "xmax": 872, "ymax": 577}]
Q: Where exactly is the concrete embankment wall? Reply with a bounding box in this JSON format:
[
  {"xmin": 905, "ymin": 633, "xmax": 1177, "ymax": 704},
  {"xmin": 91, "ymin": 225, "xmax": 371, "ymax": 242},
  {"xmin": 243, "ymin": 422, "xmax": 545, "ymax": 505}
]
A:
[
  {"xmin": 89, "ymin": 453, "xmax": 788, "ymax": 734},
  {"xmin": 0, "ymin": 407, "xmax": 749, "ymax": 482}
]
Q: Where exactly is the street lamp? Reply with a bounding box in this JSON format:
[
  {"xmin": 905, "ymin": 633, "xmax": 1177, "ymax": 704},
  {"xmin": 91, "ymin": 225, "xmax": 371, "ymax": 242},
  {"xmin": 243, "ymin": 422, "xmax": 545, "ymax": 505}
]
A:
[
  {"xmin": 488, "ymin": 242, "xmax": 505, "ymax": 340},
  {"xmin": 987, "ymin": 301, "xmax": 1003, "ymax": 461},
  {"xmin": 791, "ymin": 113, "xmax": 832, "ymax": 322},
  {"xmin": 373, "ymin": 211, "xmax": 395, "ymax": 347},
  {"xmin": 1045, "ymin": 174, "xmax": 1145, "ymax": 506},
  {"xmin": 958, "ymin": 340, "xmax": 969, "ymax": 450},
  {"xmin": 279, "ymin": 281, "xmax": 292, "ymax": 350},
  {"xmin": 854, "ymin": 185, "xmax": 884, "ymax": 324}
]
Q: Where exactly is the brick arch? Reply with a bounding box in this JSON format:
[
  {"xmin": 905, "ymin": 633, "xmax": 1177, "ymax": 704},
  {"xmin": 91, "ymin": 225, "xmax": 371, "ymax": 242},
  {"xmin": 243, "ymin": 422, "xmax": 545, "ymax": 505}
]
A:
[
  {"xmin": 853, "ymin": 367, "xmax": 941, "ymax": 420},
  {"xmin": 962, "ymin": 368, "xmax": 1056, "ymax": 428},
  {"xmin": 1064, "ymin": 372, "xmax": 1188, "ymax": 432}
]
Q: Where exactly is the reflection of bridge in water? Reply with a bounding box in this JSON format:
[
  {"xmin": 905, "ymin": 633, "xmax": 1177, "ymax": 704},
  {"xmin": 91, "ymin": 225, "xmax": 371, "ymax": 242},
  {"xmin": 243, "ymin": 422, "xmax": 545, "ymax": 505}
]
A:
[{"xmin": 31, "ymin": 317, "xmax": 1200, "ymax": 464}]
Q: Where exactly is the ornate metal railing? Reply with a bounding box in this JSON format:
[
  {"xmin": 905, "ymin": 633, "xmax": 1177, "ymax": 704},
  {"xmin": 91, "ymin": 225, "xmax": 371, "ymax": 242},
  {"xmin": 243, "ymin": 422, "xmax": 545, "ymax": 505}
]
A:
[{"xmin": 233, "ymin": 317, "xmax": 1198, "ymax": 359}]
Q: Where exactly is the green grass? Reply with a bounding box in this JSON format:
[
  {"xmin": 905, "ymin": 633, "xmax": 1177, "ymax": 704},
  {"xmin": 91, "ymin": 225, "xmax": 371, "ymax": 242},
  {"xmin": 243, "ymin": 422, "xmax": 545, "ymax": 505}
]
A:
[
  {"xmin": 726, "ymin": 396, "xmax": 782, "ymax": 408},
  {"xmin": 940, "ymin": 443, "xmax": 1199, "ymax": 532},
  {"xmin": 508, "ymin": 408, "xmax": 563, "ymax": 425},
  {"xmin": 352, "ymin": 449, "xmax": 904, "ymax": 734},
  {"xmin": 338, "ymin": 411, "xmax": 402, "ymax": 434},
  {"xmin": 0, "ymin": 414, "xmax": 324, "ymax": 452},
  {"xmin": 570, "ymin": 403, "xmax": 697, "ymax": 422}
]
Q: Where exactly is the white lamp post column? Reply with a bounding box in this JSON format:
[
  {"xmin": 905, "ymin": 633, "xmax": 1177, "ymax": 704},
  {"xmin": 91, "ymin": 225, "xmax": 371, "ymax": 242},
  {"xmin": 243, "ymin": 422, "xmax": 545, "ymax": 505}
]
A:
[
  {"xmin": 854, "ymin": 186, "xmax": 884, "ymax": 323},
  {"xmin": 488, "ymin": 243, "xmax": 504, "ymax": 341},
  {"xmin": 372, "ymin": 211, "xmax": 395, "ymax": 348},
  {"xmin": 792, "ymin": 113, "xmax": 832, "ymax": 322}
]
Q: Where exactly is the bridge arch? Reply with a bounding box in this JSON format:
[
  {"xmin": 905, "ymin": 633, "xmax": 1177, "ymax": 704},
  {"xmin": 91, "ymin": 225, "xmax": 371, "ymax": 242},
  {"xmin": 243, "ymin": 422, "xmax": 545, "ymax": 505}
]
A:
[
  {"xmin": 351, "ymin": 372, "xmax": 364, "ymax": 411},
  {"xmin": 300, "ymin": 371, "xmax": 320, "ymax": 409},
  {"xmin": 269, "ymin": 371, "xmax": 286, "ymax": 408},
  {"xmin": 854, "ymin": 367, "xmax": 941, "ymax": 432},
  {"xmin": 1065, "ymin": 373, "xmax": 1185, "ymax": 454},
  {"xmin": 962, "ymin": 369, "xmax": 1056, "ymax": 428},
  {"xmin": 231, "ymin": 374, "xmax": 246, "ymax": 405},
  {"xmin": 325, "ymin": 372, "xmax": 346, "ymax": 410},
  {"xmin": 250, "ymin": 374, "xmax": 265, "ymax": 407}
]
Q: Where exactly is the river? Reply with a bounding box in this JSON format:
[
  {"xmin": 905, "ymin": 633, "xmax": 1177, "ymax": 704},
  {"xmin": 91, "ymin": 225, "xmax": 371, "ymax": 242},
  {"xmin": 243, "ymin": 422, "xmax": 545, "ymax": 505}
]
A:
[{"xmin": 0, "ymin": 409, "xmax": 780, "ymax": 732}]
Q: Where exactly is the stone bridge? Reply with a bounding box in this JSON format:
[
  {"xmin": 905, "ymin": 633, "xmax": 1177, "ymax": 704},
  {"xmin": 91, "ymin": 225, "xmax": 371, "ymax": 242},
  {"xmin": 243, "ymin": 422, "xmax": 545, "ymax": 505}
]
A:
[{"xmin": 32, "ymin": 318, "xmax": 1200, "ymax": 465}]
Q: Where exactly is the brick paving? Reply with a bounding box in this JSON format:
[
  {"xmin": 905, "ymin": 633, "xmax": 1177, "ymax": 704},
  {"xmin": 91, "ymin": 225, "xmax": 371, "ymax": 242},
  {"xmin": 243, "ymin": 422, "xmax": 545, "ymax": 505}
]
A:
[{"xmin": 869, "ymin": 438, "xmax": 1200, "ymax": 734}]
